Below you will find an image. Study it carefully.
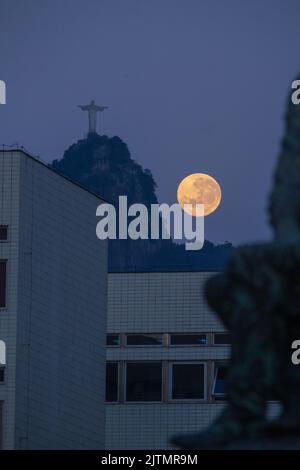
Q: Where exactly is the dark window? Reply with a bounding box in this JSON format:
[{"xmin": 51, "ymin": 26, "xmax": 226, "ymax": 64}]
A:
[
  {"xmin": 170, "ymin": 334, "xmax": 207, "ymax": 346},
  {"xmin": 107, "ymin": 335, "xmax": 120, "ymax": 347},
  {"xmin": 0, "ymin": 261, "xmax": 6, "ymax": 308},
  {"xmin": 0, "ymin": 226, "xmax": 8, "ymax": 242},
  {"xmin": 214, "ymin": 333, "xmax": 231, "ymax": 345},
  {"xmin": 126, "ymin": 362, "xmax": 162, "ymax": 402},
  {"xmin": 171, "ymin": 363, "xmax": 205, "ymax": 400},
  {"xmin": 126, "ymin": 334, "xmax": 163, "ymax": 346},
  {"xmin": 106, "ymin": 362, "xmax": 119, "ymax": 402},
  {"xmin": 213, "ymin": 365, "xmax": 228, "ymax": 398},
  {"xmin": 0, "ymin": 368, "xmax": 4, "ymax": 383}
]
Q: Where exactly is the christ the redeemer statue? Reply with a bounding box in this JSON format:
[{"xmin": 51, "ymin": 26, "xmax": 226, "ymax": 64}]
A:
[{"xmin": 78, "ymin": 100, "xmax": 108, "ymax": 134}]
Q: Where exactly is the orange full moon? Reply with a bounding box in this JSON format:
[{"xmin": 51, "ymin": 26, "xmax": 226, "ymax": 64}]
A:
[{"xmin": 177, "ymin": 173, "xmax": 222, "ymax": 216}]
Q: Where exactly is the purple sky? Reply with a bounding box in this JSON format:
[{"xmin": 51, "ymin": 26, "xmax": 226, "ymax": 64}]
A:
[{"xmin": 1, "ymin": 0, "xmax": 299, "ymax": 245}]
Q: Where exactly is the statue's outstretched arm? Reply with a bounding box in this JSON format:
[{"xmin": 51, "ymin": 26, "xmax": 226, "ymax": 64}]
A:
[{"xmin": 95, "ymin": 106, "xmax": 108, "ymax": 111}]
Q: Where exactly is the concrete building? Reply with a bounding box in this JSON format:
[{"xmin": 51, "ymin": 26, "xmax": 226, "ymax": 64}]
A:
[
  {"xmin": 105, "ymin": 271, "xmax": 230, "ymax": 449},
  {"xmin": 0, "ymin": 149, "xmax": 107, "ymax": 450}
]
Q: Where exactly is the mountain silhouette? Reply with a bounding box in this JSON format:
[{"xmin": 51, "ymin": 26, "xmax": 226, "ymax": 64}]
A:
[{"xmin": 51, "ymin": 133, "xmax": 233, "ymax": 271}]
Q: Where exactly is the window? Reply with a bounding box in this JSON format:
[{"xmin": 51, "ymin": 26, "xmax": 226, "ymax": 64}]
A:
[
  {"xmin": 214, "ymin": 333, "xmax": 231, "ymax": 345},
  {"xmin": 106, "ymin": 362, "xmax": 119, "ymax": 402},
  {"xmin": 170, "ymin": 334, "xmax": 207, "ymax": 346},
  {"xmin": 126, "ymin": 362, "xmax": 162, "ymax": 402},
  {"xmin": 0, "ymin": 226, "xmax": 8, "ymax": 242},
  {"xmin": 126, "ymin": 334, "xmax": 163, "ymax": 346},
  {"xmin": 212, "ymin": 365, "xmax": 228, "ymax": 398},
  {"xmin": 107, "ymin": 334, "xmax": 120, "ymax": 347},
  {"xmin": 0, "ymin": 261, "xmax": 6, "ymax": 308},
  {"xmin": 0, "ymin": 341, "xmax": 6, "ymax": 383},
  {"xmin": 171, "ymin": 363, "xmax": 205, "ymax": 400}
]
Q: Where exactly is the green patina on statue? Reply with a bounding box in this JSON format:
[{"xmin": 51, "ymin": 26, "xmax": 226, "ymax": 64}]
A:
[{"xmin": 172, "ymin": 76, "xmax": 300, "ymax": 449}]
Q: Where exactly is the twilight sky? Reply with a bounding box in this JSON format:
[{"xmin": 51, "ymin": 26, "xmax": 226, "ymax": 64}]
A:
[{"xmin": 0, "ymin": 0, "xmax": 299, "ymax": 245}]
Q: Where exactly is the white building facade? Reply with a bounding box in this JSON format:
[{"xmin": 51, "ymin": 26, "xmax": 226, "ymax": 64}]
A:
[
  {"xmin": 105, "ymin": 271, "xmax": 230, "ymax": 449},
  {"xmin": 0, "ymin": 149, "xmax": 107, "ymax": 449}
]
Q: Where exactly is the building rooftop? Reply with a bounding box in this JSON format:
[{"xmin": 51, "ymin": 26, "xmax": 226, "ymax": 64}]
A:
[{"xmin": 0, "ymin": 145, "xmax": 108, "ymax": 202}]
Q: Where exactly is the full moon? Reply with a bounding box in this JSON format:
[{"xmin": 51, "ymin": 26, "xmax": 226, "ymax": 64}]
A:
[{"xmin": 177, "ymin": 173, "xmax": 222, "ymax": 216}]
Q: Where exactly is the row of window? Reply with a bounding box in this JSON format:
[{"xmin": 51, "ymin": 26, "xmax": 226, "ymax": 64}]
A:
[
  {"xmin": 0, "ymin": 225, "xmax": 8, "ymax": 388},
  {"xmin": 107, "ymin": 333, "xmax": 231, "ymax": 347},
  {"xmin": 106, "ymin": 361, "xmax": 227, "ymax": 403},
  {"xmin": 0, "ymin": 401, "xmax": 3, "ymax": 450},
  {"xmin": 0, "ymin": 225, "xmax": 10, "ymax": 309}
]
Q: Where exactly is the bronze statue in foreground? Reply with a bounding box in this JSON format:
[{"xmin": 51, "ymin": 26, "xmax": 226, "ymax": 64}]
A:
[{"xmin": 172, "ymin": 78, "xmax": 300, "ymax": 449}]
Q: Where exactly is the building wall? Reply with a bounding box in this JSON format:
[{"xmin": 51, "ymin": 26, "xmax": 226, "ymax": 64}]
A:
[
  {"xmin": 107, "ymin": 272, "xmax": 224, "ymax": 334},
  {"xmin": 0, "ymin": 152, "xmax": 21, "ymax": 449},
  {"xmin": 0, "ymin": 150, "xmax": 108, "ymax": 449},
  {"xmin": 106, "ymin": 403, "xmax": 225, "ymax": 450},
  {"xmin": 106, "ymin": 272, "xmax": 229, "ymax": 450}
]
